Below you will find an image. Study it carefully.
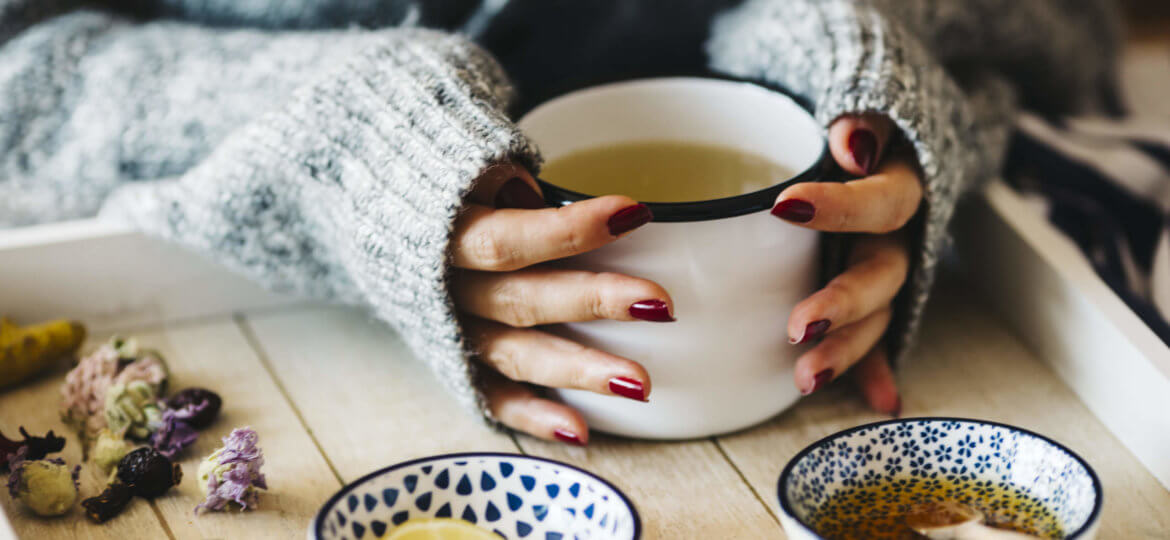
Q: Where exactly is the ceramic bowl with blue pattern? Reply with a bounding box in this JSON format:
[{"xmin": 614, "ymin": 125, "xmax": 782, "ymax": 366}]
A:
[
  {"xmin": 311, "ymin": 453, "xmax": 640, "ymax": 540},
  {"xmin": 777, "ymin": 418, "xmax": 1102, "ymax": 539}
]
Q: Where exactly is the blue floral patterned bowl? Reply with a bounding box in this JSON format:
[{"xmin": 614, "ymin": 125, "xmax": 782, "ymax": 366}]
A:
[
  {"xmin": 311, "ymin": 453, "xmax": 640, "ymax": 540},
  {"xmin": 777, "ymin": 418, "xmax": 1102, "ymax": 540}
]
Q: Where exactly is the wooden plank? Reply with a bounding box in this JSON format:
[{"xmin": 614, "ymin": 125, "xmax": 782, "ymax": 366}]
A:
[
  {"xmin": 120, "ymin": 320, "xmax": 341, "ymax": 539},
  {"xmin": 716, "ymin": 273, "xmax": 1170, "ymax": 539},
  {"xmin": 0, "ymin": 337, "xmax": 171, "ymax": 540},
  {"xmin": 239, "ymin": 306, "xmax": 518, "ymax": 482},
  {"xmin": 244, "ymin": 306, "xmax": 781, "ymax": 538},
  {"xmin": 518, "ymin": 437, "xmax": 783, "ymax": 539}
]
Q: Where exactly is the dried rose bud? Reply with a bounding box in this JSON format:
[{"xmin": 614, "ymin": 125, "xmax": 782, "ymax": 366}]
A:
[
  {"xmin": 116, "ymin": 448, "xmax": 182, "ymax": 498},
  {"xmin": 165, "ymin": 388, "xmax": 222, "ymax": 429},
  {"xmin": 82, "ymin": 483, "xmax": 134, "ymax": 523}
]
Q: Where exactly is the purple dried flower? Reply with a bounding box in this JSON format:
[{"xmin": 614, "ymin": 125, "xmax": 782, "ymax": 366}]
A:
[
  {"xmin": 151, "ymin": 406, "xmax": 200, "ymax": 458},
  {"xmin": 195, "ymin": 427, "xmax": 267, "ymax": 514},
  {"xmin": 165, "ymin": 388, "xmax": 222, "ymax": 429}
]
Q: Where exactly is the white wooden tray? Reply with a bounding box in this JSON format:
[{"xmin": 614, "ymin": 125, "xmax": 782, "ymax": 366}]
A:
[{"xmin": 953, "ymin": 181, "xmax": 1170, "ymax": 491}]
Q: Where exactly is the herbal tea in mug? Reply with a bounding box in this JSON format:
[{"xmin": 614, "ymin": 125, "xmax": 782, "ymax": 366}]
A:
[{"xmin": 520, "ymin": 78, "xmax": 832, "ymax": 439}]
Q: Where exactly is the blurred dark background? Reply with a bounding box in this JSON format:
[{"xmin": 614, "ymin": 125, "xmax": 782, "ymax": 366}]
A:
[{"xmin": 1121, "ymin": 0, "xmax": 1170, "ymax": 40}]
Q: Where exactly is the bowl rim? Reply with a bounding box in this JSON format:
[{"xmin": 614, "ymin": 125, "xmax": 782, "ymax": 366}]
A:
[
  {"xmin": 775, "ymin": 417, "xmax": 1103, "ymax": 540},
  {"xmin": 311, "ymin": 451, "xmax": 642, "ymax": 540},
  {"xmin": 527, "ymin": 76, "xmax": 838, "ymax": 223}
]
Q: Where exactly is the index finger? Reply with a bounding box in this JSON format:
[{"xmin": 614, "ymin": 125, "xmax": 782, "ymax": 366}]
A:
[
  {"xmin": 771, "ymin": 156, "xmax": 923, "ymax": 233},
  {"xmin": 451, "ymin": 196, "xmax": 651, "ymax": 271}
]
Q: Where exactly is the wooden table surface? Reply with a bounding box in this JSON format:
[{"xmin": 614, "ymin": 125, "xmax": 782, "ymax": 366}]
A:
[{"xmin": 3, "ymin": 270, "xmax": 1169, "ymax": 539}]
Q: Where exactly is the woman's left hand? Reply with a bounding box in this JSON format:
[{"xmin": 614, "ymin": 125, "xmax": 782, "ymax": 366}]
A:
[{"xmin": 772, "ymin": 114, "xmax": 923, "ymax": 416}]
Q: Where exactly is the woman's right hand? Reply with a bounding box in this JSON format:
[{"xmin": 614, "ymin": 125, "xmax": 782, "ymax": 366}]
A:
[{"xmin": 450, "ymin": 163, "xmax": 673, "ymax": 446}]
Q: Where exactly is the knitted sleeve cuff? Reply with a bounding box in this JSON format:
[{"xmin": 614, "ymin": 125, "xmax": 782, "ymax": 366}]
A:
[
  {"xmin": 706, "ymin": 0, "xmax": 1014, "ymax": 363},
  {"xmin": 103, "ymin": 28, "xmax": 540, "ymax": 418}
]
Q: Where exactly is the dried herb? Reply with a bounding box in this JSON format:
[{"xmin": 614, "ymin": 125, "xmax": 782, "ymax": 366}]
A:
[
  {"xmin": 6, "ymin": 457, "xmax": 80, "ymax": 517},
  {"xmin": 116, "ymin": 448, "xmax": 182, "ymax": 498},
  {"xmin": 196, "ymin": 427, "xmax": 266, "ymax": 513},
  {"xmin": 165, "ymin": 388, "xmax": 222, "ymax": 429},
  {"xmin": 151, "ymin": 407, "xmax": 199, "ymax": 459},
  {"xmin": 0, "ymin": 427, "xmax": 65, "ymax": 471},
  {"xmin": 81, "ymin": 483, "xmax": 135, "ymax": 523}
]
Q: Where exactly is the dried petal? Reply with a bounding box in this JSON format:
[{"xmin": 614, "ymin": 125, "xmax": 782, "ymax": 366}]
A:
[
  {"xmin": 151, "ymin": 407, "xmax": 199, "ymax": 459},
  {"xmin": 61, "ymin": 337, "xmax": 169, "ymax": 441},
  {"xmin": 195, "ymin": 427, "xmax": 266, "ymax": 513},
  {"xmin": 165, "ymin": 388, "xmax": 222, "ymax": 429}
]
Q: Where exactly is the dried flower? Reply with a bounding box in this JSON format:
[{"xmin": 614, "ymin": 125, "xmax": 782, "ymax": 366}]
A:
[
  {"xmin": 116, "ymin": 447, "xmax": 182, "ymax": 499},
  {"xmin": 61, "ymin": 337, "xmax": 168, "ymax": 441},
  {"xmin": 6, "ymin": 457, "xmax": 80, "ymax": 517},
  {"xmin": 165, "ymin": 388, "xmax": 222, "ymax": 429},
  {"xmin": 195, "ymin": 427, "xmax": 267, "ymax": 513},
  {"xmin": 0, "ymin": 427, "xmax": 65, "ymax": 471},
  {"xmin": 151, "ymin": 406, "xmax": 200, "ymax": 459},
  {"xmin": 91, "ymin": 429, "xmax": 133, "ymax": 474},
  {"xmin": 82, "ymin": 483, "xmax": 134, "ymax": 523},
  {"xmin": 104, "ymin": 381, "xmax": 164, "ymax": 440}
]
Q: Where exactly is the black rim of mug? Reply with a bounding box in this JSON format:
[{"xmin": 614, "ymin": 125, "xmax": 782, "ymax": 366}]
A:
[{"xmin": 532, "ymin": 79, "xmax": 838, "ymax": 223}]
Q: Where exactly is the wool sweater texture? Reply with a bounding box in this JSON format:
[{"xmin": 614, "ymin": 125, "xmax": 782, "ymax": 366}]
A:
[{"xmin": 0, "ymin": 0, "xmax": 1120, "ymax": 421}]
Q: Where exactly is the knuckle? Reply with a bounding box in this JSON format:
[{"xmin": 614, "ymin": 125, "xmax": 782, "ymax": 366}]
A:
[
  {"xmin": 568, "ymin": 363, "xmax": 593, "ymax": 391},
  {"xmin": 823, "ymin": 279, "xmax": 857, "ymax": 312},
  {"xmin": 468, "ymin": 230, "xmax": 514, "ymax": 271},
  {"xmin": 490, "ymin": 343, "xmax": 529, "ymax": 382},
  {"xmin": 492, "ymin": 281, "xmax": 540, "ymax": 328},
  {"xmin": 560, "ymin": 221, "xmax": 587, "ymax": 255},
  {"xmin": 591, "ymin": 273, "xmax": 633, "ymax": 319}
]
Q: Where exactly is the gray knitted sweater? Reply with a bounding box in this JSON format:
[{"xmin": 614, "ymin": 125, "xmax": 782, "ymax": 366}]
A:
[{"xmin": 0, "ymin": 0, "xmax": 1119, "ymax": 420}]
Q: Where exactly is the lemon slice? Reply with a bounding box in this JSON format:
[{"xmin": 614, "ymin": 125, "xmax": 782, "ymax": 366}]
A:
[{"xmin": 384, "ymin": 518, "xmax": 500, "ymax": 540}]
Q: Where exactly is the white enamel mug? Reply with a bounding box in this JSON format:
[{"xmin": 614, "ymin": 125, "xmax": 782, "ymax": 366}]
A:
[{"xmin": 518, "ymin": 78, "xmax": 832, "ymax": 439}]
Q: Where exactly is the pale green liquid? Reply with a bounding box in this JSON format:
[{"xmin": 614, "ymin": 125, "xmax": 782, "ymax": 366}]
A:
[{"xmin": 541, "ymin": 141, "xmax": 792, "ymax": 202}]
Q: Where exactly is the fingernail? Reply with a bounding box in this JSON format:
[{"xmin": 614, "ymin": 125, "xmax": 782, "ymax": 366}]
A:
[
  {"xmin": 849, "ymin": 129, "xmax": 878, "ymax": 174},
  {"xmin": 495, "ymin": 177, "xmax": 546, "ymax": 209},
  {"xmin": 608, "ymin": 376, "xmax": 647, "ymax": 401},
  {"xmin": 802, "ymin": 368, "xmax": 834, "ymax": 395},
  {"xmin": 629, "ymin": 299, "xmax": 674, "ymax": 322},
  {"xmin": 607, "ymin": 204, "xmax": 653, "ymax": 236},
  {"xmin": 771, "ymin": 199, "xmax": 815, "ymax": 223},
  {"xmin": 791, "ymin": 319, "xmax": 831, "ymax": 345},
  {"xmin": 891, "ymin": 397, "xmax": 903, "ymax": 418},
  {"xmin": 553, "ymin": 428, "xmax": 586, "ymax": 446}
]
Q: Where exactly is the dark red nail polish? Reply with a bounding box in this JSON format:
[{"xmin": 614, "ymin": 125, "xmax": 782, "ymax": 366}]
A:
[
  {"xmin": 608, "ymin": 376, "xmax": 647, "ymax": 401},
  {"xmin": 803, "ymin": 368, "xmax": 834, "ymax": 395},
  {"xmin": 607, "ymin": 204, "xmax": 653, "ymax": 236},
  {"xmin": 495, "ymin": 177, "xmax": 546, "ymax": 209},
  {"xmin": 891, "ymin": 397, "xmax": 903, "ymax": 418},
  {"xmin": 849, "ymin": 129, "xmax": 878, "ymax": 174},
  {"xmin": 793, "ymin": 319, "xmax": 831, "ymax": 344},
  {"xmin": 553, "ymin": 428, "xmax": 586, "ymax": 446},
  {"xmin": 771, "ymin": 199, "xmax": 815, "ymax": 223},
  {"xmin": 628, "ymin": 299, "xmax": 674, "ymax": 322}
]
